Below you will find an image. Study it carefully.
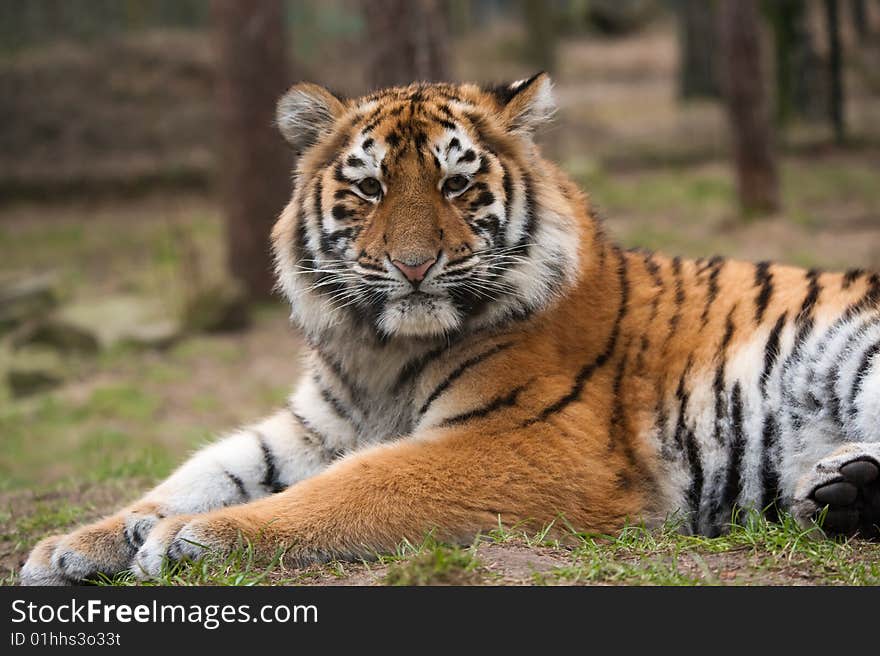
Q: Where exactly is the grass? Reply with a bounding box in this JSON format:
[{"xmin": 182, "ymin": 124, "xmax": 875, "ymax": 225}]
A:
[
  {"xmin": 381, "ymin": 536, "xmax": 485, "ymax": 586},
  {"xmin": 0, "ymin": 387, "xmax": 176, "ymax": 489},
  {"xmin": 63, "ymin": 510, "xmax": 877, "ymax": 587},
  {"xmin": 529, "ymin": 511, "xmax": 880, "ymax": 586},
  {"xmin": 95, "ymin": 542, "xmax": 294, "ymax": 587}
]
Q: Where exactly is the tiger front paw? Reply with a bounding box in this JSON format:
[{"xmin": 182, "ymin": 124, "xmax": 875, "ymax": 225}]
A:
[
  {"xmin": 131, "ymin": 515, "xmax": 241, "ymax": 580},
  {"xmin": 19, "ymin": 502, "xmax": 168, "ymax": 586}
]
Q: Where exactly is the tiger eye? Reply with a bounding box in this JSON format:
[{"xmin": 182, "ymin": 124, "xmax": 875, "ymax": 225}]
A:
[
  {"xmin": 443, "ymin": 175, "xmax": 470, "ymax": 195},
  {"xmin": 357, "ymin": 177, "xmax": 382, "ymax": 197}
]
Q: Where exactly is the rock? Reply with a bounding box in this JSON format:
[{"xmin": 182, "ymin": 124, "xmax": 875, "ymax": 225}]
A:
[
  {"xmin": 0, "ymin": 273, "xmax": 59, "ymax": 333},
  {"xmin": 182, "ymin": 282, "xmax": 250, "ymax": 333},
  {"xmin": 57, "ymin": 295, "xmax": 182, "ymax": 350},
  {"xmin": 6, "ymin": 347, "xmax": 67, "ymax": 398},
  {"xmin": 119, "ymin": 319, "xmax": 180, "ymax": 350},
  {"xmin": 10, "ymin": 318, "xmax": 100, "ymax": 355}
]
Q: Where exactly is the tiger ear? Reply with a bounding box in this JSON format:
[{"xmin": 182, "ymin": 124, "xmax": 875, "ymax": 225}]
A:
[
  {"xmin": 486, "ymin": 72, "xmax": 556, "ymax": 136},
  {"xmin": 276, "ymin": 82, "xmax": 346, "ymax": 152}
]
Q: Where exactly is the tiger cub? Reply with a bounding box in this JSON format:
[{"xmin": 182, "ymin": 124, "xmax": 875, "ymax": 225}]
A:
[{"xmin": 21, "ymin": 73, "xmax": 880, "ymax": 585}]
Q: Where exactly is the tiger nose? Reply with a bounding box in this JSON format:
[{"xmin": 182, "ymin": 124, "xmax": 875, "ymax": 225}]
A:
[{"xmin": 392, "ymin": 257, "xmax": 437, "ymax": 286}]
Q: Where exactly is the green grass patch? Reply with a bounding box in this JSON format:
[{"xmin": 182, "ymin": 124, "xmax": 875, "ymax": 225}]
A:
[
  {"xmin": 97, "ymin": 541, "xmax": 292, "ymax": 587},
  {"xmin": 383, "ymin": 536, "xmax": 485, "ymax": 586},
  {"xmin": 0, "ymin": 501, "xmax": 90, "ymax": 554},
  {"xmin": 573, "ymin": 167, "xmax": 734, "ymax": 221},
  {"xmin": 533, "ymin": 510, "xmax": 880, "ymax": 586}
]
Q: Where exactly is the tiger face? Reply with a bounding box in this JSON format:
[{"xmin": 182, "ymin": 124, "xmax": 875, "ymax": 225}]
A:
[{"xmin": 272, "ymin": 74, "xmax": 581, "ymax": 341}]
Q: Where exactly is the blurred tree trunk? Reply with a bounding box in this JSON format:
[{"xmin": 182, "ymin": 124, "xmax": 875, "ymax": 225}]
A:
[
  {"xmin": 719, "ymin": 0, "xmax": 780, "ymax": 216},
  {"xmin": 449, "ymin": 0, "xmax": 472, "ymax": 36},
  {"xmin": 362, "ymin": 0, "xmax": 450, "ymax": 89},
  {"xmin": 677, "ymin": 0, "xmax": 720, "ymax": 99},
  {"xmin": 768, "ymin": 0, "xmax": 826, "ymax": 125},
  {"xmin": 212, "ymin": 0, "xmax": 292, "ymax": 300},
  {"xmin": 523, "ymin": 0, "xmax": 557, "ymax": 73},
  {"xmin": 850, "ymin": 0, "xmax": 868, "ymax": 41},
  {"xmin": 824, "ymin": 0, "xmax": 846, "ymax": 143}
]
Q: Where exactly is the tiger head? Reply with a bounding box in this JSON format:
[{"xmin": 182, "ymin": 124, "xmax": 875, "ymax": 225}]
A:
[{"xmin": 272, "ymin": 73, "xmax": 583, "ymax": 342}]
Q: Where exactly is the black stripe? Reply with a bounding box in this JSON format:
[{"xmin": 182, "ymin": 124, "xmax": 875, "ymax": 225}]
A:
[
  {"xmin": 827, "ymin": 315, "xmax": 880, "ymax": 426},
  {"xmin": 609, "ymin": 350, "xmax": 629, "ymax": 448},
  {"xmin": 256, "ymin": 432, "xmax": 286, "ymax": 494},
  {"xmin": 700, "ymin": 256, "xmax": 725, "ymax": 327},
  {"xmin": 759, "ymin": 414, "xmax": 781, "ymax": 522},
  {"xmin": 608, "ymin": 346, "xmax": 649, "ymax": 490},
  {"xmin": 712, "ymin": 306, "xmax": 738, "ymax": 445},
  {"xmin": 331, "ymin": 205, "xmax": 356, "ymax": 222},
  {"xmin": 672, "ymin": 359, "xmax": 692, "ymax": 452},
  {"xmin": 636, "ymin": 253, "xmax": 664, "ymax": 373},
  {"xmin": 858, "ymin": 273, "xmax": 880, "ymax": 311},
  {"xmin": 797, "ymin": 268, "xmax": 822, "ymax": 325},
  {"xmin": 224, "ymin": 470, "xmax": 248, "ymax": 500},
  {"xmin": 843, "ymin": 268, "xmax": 864, "ymax": 289},
  {"xmin": 317, "ymin": 379, "xmax": 358, "ymax": 427},
  {"xmin": 760, "ymin": 312, "xmax": 787, "ymax": 397},
  {"xmin": 439, "ymin": 382, "xmax": 530, "ymax": 428},
  {"xmin": 643, "ymin": 251, "xmax": 662, "ymax": 284},
  {"xmin": 754, "ymin": 261, "xmax": 773, "ymax": 324},
  {"xmin": 665, "ymin": 256, "xmax": 685, "ymax": 349},
  {"xmin": 516, "ymin": 172, "xmax": 538, "ymax": 249},
  {"xmin": 418, "ymin": 342, "xmax": 514, "ymax": 418},
  {"xmin": 315, "ymin": 349, "xmax": 368, "ymax": 412},
  {"xmin": 457, "ymin": 149, "xmax": 476, "ymax": 164},
  {"xmin": 294, "ymin": 206, "xmax": 316, "ymax": 265},
  {"xmin": 392, "ymin": 345, "xmax": 449, "ymax": 394},
  {"xmin": 501, "ymin": 161, "xmax": 513, "ymax": 237},
  {"xmin": 668, "ymin": 355, "xmax": 700, "ymax": 532},
  {"xmin": 684, "ymin": 432, "xmax": 702, "ymax": 533},
  {"xmin": 313, "ymin": 179, "xmax": 325, "ymax": 242},
  {"xmin": 787, "ymin": 270, "xmax": 823, "ymax": 372},
  {"xmin": 357, "ymin": 260, "xmax": 387, "ymax": 273},
  {"xmin": 849, "ymin": 340, "xmax": 880, "ymax": 412},
  {"xmin": 719, "ymin": 382, "xmax": 746, "ymax": 528},
  {"xmin": 523, "ymin": 248, "xmax": 630, "ymax": 426},
  {"xmin": 289, "ymin": 407, "xmax": 338, "ymax": 461}
]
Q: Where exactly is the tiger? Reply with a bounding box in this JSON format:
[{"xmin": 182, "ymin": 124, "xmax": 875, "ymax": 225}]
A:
[{"xmin": 20, "ymin": 73, "xmax": 880, "ymax": 585}]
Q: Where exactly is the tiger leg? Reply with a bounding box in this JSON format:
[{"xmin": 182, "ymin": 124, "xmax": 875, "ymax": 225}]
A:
[
  {"xmin": 132, "ymin": 424, "xmax": 645, "ymax": 579},
  {"xmin": 20, "ymin": 408, "xmax": 329, "ymax": 585}
]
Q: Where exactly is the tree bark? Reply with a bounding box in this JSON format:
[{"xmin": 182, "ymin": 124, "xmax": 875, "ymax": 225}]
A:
[
  {"xmin": 362, "ymin": 0, "xmax": 451, "ymax": 89},
  {"xmin": 212, "ymin": 0, "xmax": 292, "ymax": 299},
  {"xmin": 677, "ymin": 0, "xmax": 720, "ymax": 99},
  {"xmin": 850, "ymin": 0, "xmax": 868, "ymax": 41},
  {"xmin": 523, "ymin": 0, "xmax": 557, "ymax": 73},
  {"xmin": 824, "ymin": 0, "xmax": 846, "ymax": 143},
  {"xmin": 769, "ymin": 0, "xmax": 827, "ymax": 125},
  {"xmin": 719, "ymin": 0, "xmax": 780, "ymax": 216}
]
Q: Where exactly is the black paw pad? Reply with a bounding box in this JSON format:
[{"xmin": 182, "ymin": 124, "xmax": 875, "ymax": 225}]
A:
[
  {"xmin": 812, "ymin": 457, "xmax": 880, "ymax": 539},
  {"xmin": 813, "ymin": 481, "xmax": 857, "ymax": 506},
  {"xmin": 840, "ymin": 460, "xmax": 879, "ymax": 487},
  {"xmin": 822, "ymin": 508, "xmax": 860, "ymax": 534}
]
